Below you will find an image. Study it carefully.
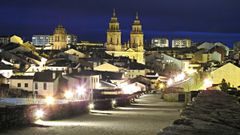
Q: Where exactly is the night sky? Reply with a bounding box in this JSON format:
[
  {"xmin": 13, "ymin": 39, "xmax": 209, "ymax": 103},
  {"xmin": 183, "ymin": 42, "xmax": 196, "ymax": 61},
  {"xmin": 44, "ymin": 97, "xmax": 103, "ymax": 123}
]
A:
[{"xmin": 1, "ymin": 0, "xmax": 240, "ymax": 47}]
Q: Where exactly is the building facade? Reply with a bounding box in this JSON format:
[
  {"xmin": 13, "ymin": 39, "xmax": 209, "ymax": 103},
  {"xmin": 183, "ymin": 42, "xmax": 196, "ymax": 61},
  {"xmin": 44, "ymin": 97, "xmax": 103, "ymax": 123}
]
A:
[
  {"xmin": 67, "ymin": 34, "xmax": 78, "ymax": 46},
  {"xmin": 172, "ymin": 38, "xmax": 191, "ymax": 48},
  {"xmin": 211, "ymin": 63, "xmax": 240, "ymax": 88},
  {"xmin": 0, "ymin": 36, "xmax": 10, "ymax": 45},
  {"xmin": 106, "ymin": 9, "xmax": 122, "ymax": 51},
  {"xmin": 105, "ymin": 10, "xmax": 145, "ymax": 64},
  {"xmin": 9, "ymin": 76, "xmax": 34, "ymax": 92},
  {"xmin": 32, "ymin": 35, "xmax": 51, "ymax": 46},
  {"xmin": 52, "ymin": 25, "xmax": 68, "ymax": 50},
  {"xmin": 151, "ymin": 38, "xmax": 169, "ymax": 48},
  {"xmin": 32, "ymin": 25, "xmax": 77, "ymax": 49}
]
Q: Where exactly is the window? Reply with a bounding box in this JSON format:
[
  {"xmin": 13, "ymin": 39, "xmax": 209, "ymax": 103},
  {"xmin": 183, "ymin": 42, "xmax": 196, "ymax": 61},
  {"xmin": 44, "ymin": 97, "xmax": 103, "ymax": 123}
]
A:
[
  {"xmin": 17, "ymin": 83, "xmax": 21, "ymax": 87},
  {"xmin": 25, "ymin": 83, "xmax": 28, "ymax": 88},
  {"xmin": 35, "ymin": 83, "xmax": 38, "ymax": 89},
  {"xmin": 43, "ymin": 83, "xmax": 47, "ymax": 90}
]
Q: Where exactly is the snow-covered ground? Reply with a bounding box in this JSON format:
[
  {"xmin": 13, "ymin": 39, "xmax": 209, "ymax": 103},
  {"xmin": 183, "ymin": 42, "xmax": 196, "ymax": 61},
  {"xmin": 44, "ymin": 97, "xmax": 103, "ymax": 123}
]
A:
[{"xmin": 1, "ymin": 94, "xmax": 183, "ymax": 135}]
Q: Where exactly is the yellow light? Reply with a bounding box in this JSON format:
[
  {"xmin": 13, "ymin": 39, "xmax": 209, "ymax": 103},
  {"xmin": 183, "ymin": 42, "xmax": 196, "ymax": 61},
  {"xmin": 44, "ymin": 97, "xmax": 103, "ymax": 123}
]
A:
[
  {"xmin": 45, "ymin": 96, "xmax": 55, "ymax": 105},
  {"xmin": 204, "ymin": 78, "xmax": 213, "ymax": 89},
  {"xmin": 159, "ymin": 83, "xmax": 164, "ymax": 89},
  {"xmin": 64, "ymin": 91, "xmax": 73, "ymax": 99},
  {"xmin": 89, "ymin": 103, "xmax": 94, "ymax": 110},
  {"xmin": 112, "ymin": 100, "xmax": 116, "ymax": 105},
  {"xmin": 35, "ymin": 109, "xmax": 44, "ymax": 119}
]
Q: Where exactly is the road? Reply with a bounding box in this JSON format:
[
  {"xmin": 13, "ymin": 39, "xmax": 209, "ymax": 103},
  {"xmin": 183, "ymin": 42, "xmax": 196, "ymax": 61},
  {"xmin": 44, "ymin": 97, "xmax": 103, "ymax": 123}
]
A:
[{"xmin": 1, "ymin": 94, "xmax": 183, "ymax": 135}]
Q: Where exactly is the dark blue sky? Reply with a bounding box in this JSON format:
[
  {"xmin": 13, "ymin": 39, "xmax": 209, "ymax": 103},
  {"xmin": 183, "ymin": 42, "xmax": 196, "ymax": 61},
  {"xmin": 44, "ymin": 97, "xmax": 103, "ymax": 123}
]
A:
[{"xmin": 0, "ymin": 0, "xmax": 240, "ymax": 47}]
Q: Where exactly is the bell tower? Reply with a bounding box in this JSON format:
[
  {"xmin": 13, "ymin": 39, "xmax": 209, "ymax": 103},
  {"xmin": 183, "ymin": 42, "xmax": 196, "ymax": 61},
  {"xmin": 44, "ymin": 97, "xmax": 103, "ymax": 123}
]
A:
[
  {"xmin": 130, "ymin": 12, "xmax": 144, "ymax": 52},
  {"xmin": 106, "ymin": 9, "xmax": 122, "ymax": 51},
  {"xmin": 52, "ymin": 24, "xmax": 67, "ymax": 50}
]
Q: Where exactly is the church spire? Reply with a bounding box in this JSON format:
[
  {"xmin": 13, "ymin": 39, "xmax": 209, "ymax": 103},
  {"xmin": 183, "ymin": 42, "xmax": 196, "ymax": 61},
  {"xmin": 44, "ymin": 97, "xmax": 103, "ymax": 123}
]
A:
[
  {"xmin": 130, "ymin": 12, "xmax": 144, "ymax": 52},
  {"xmin": 136, "ymin": 12, "xmax": 139, "ymax": 20},
  {"xmin": 113, "ymin": 8, "xmax": 116, "ymax": 17}
]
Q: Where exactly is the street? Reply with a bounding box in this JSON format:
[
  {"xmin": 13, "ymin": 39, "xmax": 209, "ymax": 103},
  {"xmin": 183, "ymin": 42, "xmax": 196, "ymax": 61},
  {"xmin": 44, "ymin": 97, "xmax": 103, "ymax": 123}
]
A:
[{"xmin": 1, "ymin": 94, "xmax": 183, "ymax": 135}]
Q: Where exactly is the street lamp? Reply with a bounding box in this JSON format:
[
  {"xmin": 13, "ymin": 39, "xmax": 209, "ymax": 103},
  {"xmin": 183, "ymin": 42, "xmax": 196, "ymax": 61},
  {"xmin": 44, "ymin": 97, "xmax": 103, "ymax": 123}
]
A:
[
  {"xmin": 35, "ymin": 109, "xmax": 44, "ymax": 119},
  {"xmin": 76, "ymin": 86, "xmax": 86, "ymax": 96},
  {"xmin": 64, "ymin": 91, "xmax": 73, "ymax": 99},
  {"xmin": 174, "ymin": 72, "xmax": 185, "ymax": 82},
  {"xmin": 45, "ymin": 96, "xmax": 55, "ymax": 105},
  {"xmin": 167, "ymin": 78, "xmax": 174, "ymax": 87},
  {"xmin": 204, "ymin": 78, "xmax": 213, "ymax": 89},
  {"xmin": 88, "ymin": 103, "xmax": 94, "ymax": 110}
]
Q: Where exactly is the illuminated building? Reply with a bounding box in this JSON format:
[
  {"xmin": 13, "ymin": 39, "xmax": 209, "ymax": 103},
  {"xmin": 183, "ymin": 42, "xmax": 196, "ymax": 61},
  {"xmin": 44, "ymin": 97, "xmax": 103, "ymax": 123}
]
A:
[
  {"xmin": 211, "ymin": 63, "xmax": 240, "ymax": 88},
  {"xmin": 106, "ymin": 9, "xmax": 121, "ymax": 51},
  {"xmin": 105, "ymin": 10, "xmax": 145, "ymax": 64},
  {"xmin": 32, "ymin": 35, "xmax": 50, "ymax": 46},
  {"xmin": 130, "ymin": 12, "xmax": 144, "ymax": 52},
  {"xmin": 0, "ymin": 36, "xmax": 10, "ymax": 45},
  {"xmin": 52, "ymin": 24, "xmax": 68, "ymax": 50},
  {"xmin": 172, "ymin": 38, "xmax": 191, "ymax": 48},
  {"xmin": 67, "ymin": 34, "xmax": 78, "ymax": 46},
  {"xmin": 32, "ymin": 25, "xmax": 77, "ymax": 49},
  {"xmin": 151, "ymin": 38, "xmax": 169, "ymax": 48}
]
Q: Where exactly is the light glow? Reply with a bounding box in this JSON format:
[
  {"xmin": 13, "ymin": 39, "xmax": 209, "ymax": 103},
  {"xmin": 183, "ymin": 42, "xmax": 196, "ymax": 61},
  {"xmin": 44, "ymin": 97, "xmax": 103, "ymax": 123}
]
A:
[
  {"xmin": 35, "ymin": 109, "xmax": 44, "ymax": 119},
  {"xmin": 204, "ymin": 78, "xmax": 213, "ymax": 89},
  {"xmin": 45, "ymin": 96, "xmax": 55, "ymax": 105},
  {"xmin": 121, "ymin": 83, "xmax": 141, "ymax": 94},
  {"xmin": 76, "ymin": 86, "xmax": 86, "ymax": 96},
  {"xmin": 186, "ymin": 69, "xmax": 196, "ymax": 75},
  {"xmin": 174, "ymin": 73, "xmax": 186, "ymax": 82},
  {"xmin": 89, "ymin": 103, "xmax": 94, "ymax": 110},
  {"xmin": 159, "ymin": 83, "xmax": 165, "ymax": 89},
  {"xmin": 112, "ymin": 100, "xmax": 116, "ymax": 105},
  {"xmin": 167, "ymin": 78, "xmax": 174, "ymax": 86},
  {"xmin": 64, "ymin": 91, "xmax": 73, "ymax": 99}
]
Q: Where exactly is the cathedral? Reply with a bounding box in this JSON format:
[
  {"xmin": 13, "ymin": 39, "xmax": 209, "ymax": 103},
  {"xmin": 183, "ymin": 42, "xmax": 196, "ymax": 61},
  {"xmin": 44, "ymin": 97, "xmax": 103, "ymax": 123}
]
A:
[
  {"xmin": 52, "ymin": 24, "xmax": 68, "ymax": 50},
  {"xmin": 105, "ymin": 10, "xmax": 145, "ymax": 64}
]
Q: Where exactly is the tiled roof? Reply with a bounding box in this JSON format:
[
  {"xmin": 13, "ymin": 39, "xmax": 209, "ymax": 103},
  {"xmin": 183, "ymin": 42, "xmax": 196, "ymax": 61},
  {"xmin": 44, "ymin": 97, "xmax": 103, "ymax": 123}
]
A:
[
  {"xmin": 10, "ymin": 76, "xmax": 34, "ymax": 79},
  {"xmin": 33, "ymin": 70, "xmax": 61, "ymax": 82}
]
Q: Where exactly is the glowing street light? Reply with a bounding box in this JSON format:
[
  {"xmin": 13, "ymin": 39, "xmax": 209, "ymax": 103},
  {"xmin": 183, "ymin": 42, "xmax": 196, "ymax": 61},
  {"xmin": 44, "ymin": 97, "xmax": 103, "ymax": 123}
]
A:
[
  {"xmin": 45, "ymin": 96, "xmax": 55, "ymax": 105},
  {"xmin": 76, "ymin": 86, "xmax": 86, "ymax": 96},
  {"xmin": 159, "ymin": 83, "xmax": 165, "ymax": 89},
  {"xmin": 167, "ymin": 78, "xmax": 174, "ymax": 86},
  {"xmin": 204, "ymin": 78, "xmax": 213, "ymax": 89},
  {"xmin": 64, "ymin": 91, "xmax": 73, "ymax": 99},
  {"xmin": 174, "ymin": 72, "xmax": 185, "ymax": 82},
  {"xmin": 35, "ymin": 109, "xmax": 44, "ymax": 119},
  {"xmin": 89, "ymin": 103, "xmax": 94, "ymax": 110},
  {"xmin": 186, "ymin": 69, "xmax": 196, "ymax": 75},
  {"xmin": 112, "ymin": 100, "xmax": 116, "ymax": 105},
  {"xmin": 121, "ymin": 84, "xmax": 141, "ymax": 94}
]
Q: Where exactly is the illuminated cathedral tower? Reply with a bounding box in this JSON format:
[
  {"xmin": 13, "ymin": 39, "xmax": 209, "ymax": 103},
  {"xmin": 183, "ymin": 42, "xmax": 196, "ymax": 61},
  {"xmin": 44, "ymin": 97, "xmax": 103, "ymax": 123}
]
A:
[
  {"xmin": 130, "ymin": 13, "xmax": 144, "ymax": 52},
  {"xmin": 106, "ymin": 9, "xmax": 122, "ymax": 51},
  {"xmin": 52, "ymin": 24, "xmax": 67, "ymax": 50},
  {"xmin": 105, "ymin": 10, "xmax": 145, "ymax": 64}
]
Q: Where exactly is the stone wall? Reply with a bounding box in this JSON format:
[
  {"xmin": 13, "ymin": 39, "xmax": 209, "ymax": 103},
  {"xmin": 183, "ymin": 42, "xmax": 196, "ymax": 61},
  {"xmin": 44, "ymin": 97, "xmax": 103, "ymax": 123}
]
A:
[
  {"xmin": 158, "ymin": 90, "xmax": 240, "ymax": 135},
  {"xmin": 0, "ymin": 100, "xmax": 89, "ymax": 130}
]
